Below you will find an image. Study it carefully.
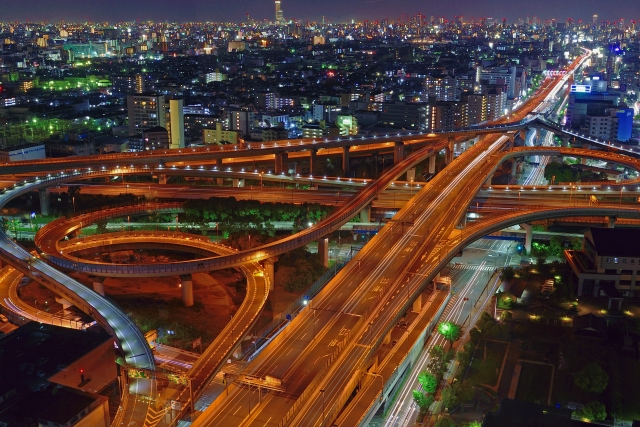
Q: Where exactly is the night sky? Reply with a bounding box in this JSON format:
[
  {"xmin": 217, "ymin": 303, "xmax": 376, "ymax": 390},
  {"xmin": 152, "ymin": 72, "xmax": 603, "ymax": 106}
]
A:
[{"xmin": 1, "ymin": 0, "xmax": 638, "ymax": 24}]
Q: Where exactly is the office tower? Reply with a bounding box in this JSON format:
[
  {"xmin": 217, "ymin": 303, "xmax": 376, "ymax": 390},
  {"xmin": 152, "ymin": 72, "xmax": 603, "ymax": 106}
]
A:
[
  {"xmin": 275, "ymin": 0, "xmax": 284, "ymax": 23},
  {"xmin": 169, "ymin": 99, "xmax": 185, "ymax": 149},
  {"xmin": 135, "ymin": 74, "xmax": 145, "ymax": 93},
  {"xmin": 127, "ymin": 94, "xmax": 166, "ymax": 136}
]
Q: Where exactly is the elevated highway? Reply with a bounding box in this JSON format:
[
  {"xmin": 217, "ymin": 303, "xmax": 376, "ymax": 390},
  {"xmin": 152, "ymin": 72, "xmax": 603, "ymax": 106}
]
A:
[
  {"xmin": 188, "ymin": 53, "xmax": 591, "ymax": 427},
  {"xmin": 0, "ymin": 52, "xmax": 590, "ymax": 427}
]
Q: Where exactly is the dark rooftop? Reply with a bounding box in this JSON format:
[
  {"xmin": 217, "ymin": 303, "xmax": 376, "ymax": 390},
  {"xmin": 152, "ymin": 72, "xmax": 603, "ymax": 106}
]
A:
[
  {"xmin": 588, "ymin": 228, "xmax": 640, "ymax": 257},
  {"xmin": 0, "ymin": 322, "xmax": 112, "ymax": 399},
  {"xmin": 483, "ymin": 399, "xmax": 592, "ymax": 427},
  {"xmin": 572, "ymin": 313, "xmax": 608, "ymax": 339}
]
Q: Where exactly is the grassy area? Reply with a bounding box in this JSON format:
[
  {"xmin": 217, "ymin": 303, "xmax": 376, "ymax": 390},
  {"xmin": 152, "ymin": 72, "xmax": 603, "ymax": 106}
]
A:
[
  {"xmin": 618, "ymin": 357, "xmax": 640, "ymax": 420},
  {"xmin": 515, "ymin": 362, "xmax": 553, "ymax": 404},
  {"xmin": 110, "ymin": 295, "xmax": 226, "ymax": 350},
  {"xmin": 466, "ymin": 340, "xmax": 508, "ymax": 387}
]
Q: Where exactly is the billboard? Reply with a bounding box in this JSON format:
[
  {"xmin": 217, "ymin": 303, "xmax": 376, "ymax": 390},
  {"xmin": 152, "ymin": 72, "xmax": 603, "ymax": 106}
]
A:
[{"xmin": 571, "ymin": 84, "xmax": 591, "ymax": 93}]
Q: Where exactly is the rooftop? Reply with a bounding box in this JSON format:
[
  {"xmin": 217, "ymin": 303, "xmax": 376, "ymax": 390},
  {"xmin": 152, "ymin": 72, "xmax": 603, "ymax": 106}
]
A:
[
  {"xmin": 588, "ymin": 228, "xmax": 640, "ymax": 257},
  {"xmin": 0, "ymin": 322, "xmax": 112, "ymax": 399}
]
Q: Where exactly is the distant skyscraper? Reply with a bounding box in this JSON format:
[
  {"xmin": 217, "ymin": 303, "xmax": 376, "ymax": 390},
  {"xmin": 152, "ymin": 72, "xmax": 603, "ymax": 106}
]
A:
[
  {"xmin": 127, "ymin": 94, "xmax": 166, "ymax": 137},
  {"xmin": 169, "ymin": 99, "xmax": 185, "ymax": 149},
  {"xmin": 275, "ymin": 0, "xmax": 284, "ymax": 23}
]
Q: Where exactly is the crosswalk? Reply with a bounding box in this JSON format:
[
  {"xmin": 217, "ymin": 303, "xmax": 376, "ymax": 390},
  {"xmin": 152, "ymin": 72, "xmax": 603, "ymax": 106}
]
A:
[{"xmin": 449, "ymin": 263, "xmax": 496, "ymax": 272}]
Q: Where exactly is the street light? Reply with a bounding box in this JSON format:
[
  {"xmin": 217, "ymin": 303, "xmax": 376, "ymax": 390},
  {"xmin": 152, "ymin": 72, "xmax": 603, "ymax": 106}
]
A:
[{"xmin": 362, "ymin": 371, "xmax": 384, "ymax": 402}]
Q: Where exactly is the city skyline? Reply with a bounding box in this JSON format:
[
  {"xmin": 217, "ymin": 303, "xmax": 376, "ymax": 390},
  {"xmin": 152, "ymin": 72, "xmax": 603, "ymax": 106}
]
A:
[{"xmin": 0, "ymin": 0, "xmax": 638, "ymax": 25}]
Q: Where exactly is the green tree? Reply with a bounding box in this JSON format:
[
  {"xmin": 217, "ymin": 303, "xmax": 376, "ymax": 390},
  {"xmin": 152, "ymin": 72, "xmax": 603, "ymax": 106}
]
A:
[
  {"xmin": 434, "ymin": 417, "xmax": 456, "ymax": 427},
  {"xmin": 477, "ymin": 312, "xmax": 497, "ymax": 334},
  {"xmin": 441, "ymin": 385, "xmax": 458, "ymax": 408},
  {"xmin": 438, "ymin": 322, "xmax": 462, "ymax": 348},
  {"xmin": 412, "ymin": 390, "xmax": 434, "ymax": 419},
  {"xmin": 462, "ymin": 422, "xmax": 482, "ymax": 427},
  {"xmin": 574, "ymin": 401, "xmax": 607, "ymax": 421},
  {"xmin": 427, "ymin": 345, "xmax": 453, "ymax": 380},
  {"xmin": 500, "ymin": 266, "xmax": 515, "ymax": 281},
  {"xmin": 574, "ymin": 362, "xmax": 609, "ymax": 393},
  {"xmin": 455, "ymin": 380, "xmax": 475, "ymax": 403},
  {"xmin": 548, "ymin": 236, "xmax": 563, "ymax": 257},
  {"xmin": 418, "ymin": 371, "xmax": 438, "ymax": 394}
]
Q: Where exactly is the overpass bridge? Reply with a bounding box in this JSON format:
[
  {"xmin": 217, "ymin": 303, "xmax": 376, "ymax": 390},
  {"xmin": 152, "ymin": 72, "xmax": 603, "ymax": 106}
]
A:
[{"xmin": 0, "ymin": 52, "xmax": 591, "ymax": 427}]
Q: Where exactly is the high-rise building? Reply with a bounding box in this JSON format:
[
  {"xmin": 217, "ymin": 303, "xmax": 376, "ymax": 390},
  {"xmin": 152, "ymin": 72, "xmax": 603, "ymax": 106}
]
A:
[
  {"xmin": 275, "ymin": 0, "xmax": 284, "ymax": 23},
  {"xmin": 135, "ymin": 74, "xmax": 145, "ymax": 93},
  {"xmin": 168, "ymin": 99, "xmax": 185, "ymax": 149},
  {"xmin": 127, "ymin": 94, "xmax": 166, "ymax": 137}
]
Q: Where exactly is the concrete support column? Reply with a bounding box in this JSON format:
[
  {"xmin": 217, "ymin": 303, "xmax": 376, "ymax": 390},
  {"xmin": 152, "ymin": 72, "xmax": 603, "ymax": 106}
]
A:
[
  {"xmin": 318, "ymin": 238, "xmax": 329, "ymax": 268},
  {"xmin": 460, "ymin": 213, "xmax": 467, "ymax": 229},
  {"xmin": 39, "ymin": 188, "xmax": 51, "ymax": 216},
  {"xmin": 393, "ymin": 141, "xmax": 405, "ymax": 164},
  {"xmin": 275, "ymin": 152, "xmax": 289, "ymax": 175},
  {"xmin": 406, "ymin": 168, "xmax": 416, "ymax": 183},
  {"xmin": 428, "ymin": 154, "xmax": 436, "ymax": 174},
  {"xmin": 55, "ymin": 297, "xmax": 73, "ymax": 312},
  {"xmin": 181, "ymin": 274, "xmax": 194, "ymax": 307},
  {"xmin": 360, "ymin": 204, "xmax": 371, "ymax": 223},
  {"xmin": 445, "ymin": 138, "xmax": 454, "ymax": 164},
  {"xmin": 342, "ymin": 146, "xmax": 350, "ymax": 176},
  {"xmin": 581, "ymin": 157, "xmax": 587, "ymax": 165},
  {"xmin": 561, "ymin": 137, "xmax": 569, "ymax": 148},
  {"xmin": 215, "ymin": 158, "xmax": 224, "ymax": 185},
  {"xmin": 264, "ymin": 258, "xmax": 276, "ymax": 291},
  {"xmin": 92, "ymin": 277, "xmax": 105, "ymax": 296},
  {"xmin": 157, "ymin": 174, "xmax": 168, "ymax": 185},
  {"xmin": 383, "ymin": 329, "xmax": 392, "ymax": 345},
  {"xmin": 484, "ymin": 173, "xmax": 493, "ymax": 187},
  {"xmin": 412, "ymin": 293, "xmax": 422, "ymax": 313},
  {"xmin": 232, "ymin": 179, "xmax": 245, "ymax": 188},
  {"xmin": 521, "ymin": 223, "xmax": 533, "ymax": 254},
  {"xmin": 309, "ymin": 149, "xmax": 317, "ymax": 176},
  {"xmin": 607, "ymin": 216, "xmax": 616, "ymax": 228}
]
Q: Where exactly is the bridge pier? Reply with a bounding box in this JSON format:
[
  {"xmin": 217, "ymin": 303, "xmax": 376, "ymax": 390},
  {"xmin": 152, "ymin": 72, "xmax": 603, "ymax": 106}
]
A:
[
  {"xmin": 607, "ymin": 216, "xmax": 616, "ymax": 228},
  {"xmin": 393, "ymin": 141, "xmax": 405, "ymax": 164},
  {"xmin": 39, "ymin": 188, "xmax": 51, "ymax": 216},
  {"xmin": 428, "ymin": 154, "xmax": 436, "ymax": 174},
  {"xmin": 342, "ymin": 146, "xmax": 350, "ymax": 176},
  {"xmin": 157, "ymin": 174, "xmax": 168, "ymax": 185},
  {"xmin": 232, "ymin": 179, "xmax": 245, "ymax": 188},
  {"xmin": 216, "ymin": 158, "xmax": 224, "ymax": 185},
  {"xmin": 360, "ymin": 204, "xmax": 371, "ymax": 223},
  {"xmin": 521, "ymin": 224, "xmax": 533, "ymax": 254},
  {"xmin": 445, "ymin": 138, "xmax": 454, "ymax": 164},
  {"xmin": 309, "ymin": 149, "xmax": 318, "ymax": 176},
  {"xmin": 318, "ymin": 237, "xmax": 329, "ymax": 268},
  {"xmin": 561, "ymin": 137, "xmax": 569, "ymax": 148},
  {"xmin": 412, "ymin": 293, "xmax": 422, "ymax": 312},
  {"xmin": 484, "ymin": 173, "xmax": 493, "ymax": 187},
  {"xmin": 511, "ymin": 158, "xmax": 519, "ymax": 182},
  {"xmin": 275, "ymin": 152, "xmax": 289, "ymax": 175},
  {"xmin": 264, "ymin": 258, "xmax": 277, "ymax": 291},
  {"xmin": 181, "ymin": 274, "xmax": 194, "ymax": 307},
  {"xmin": 92, "ymin": 277, "xmax": 106, "ymax": 296}
]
